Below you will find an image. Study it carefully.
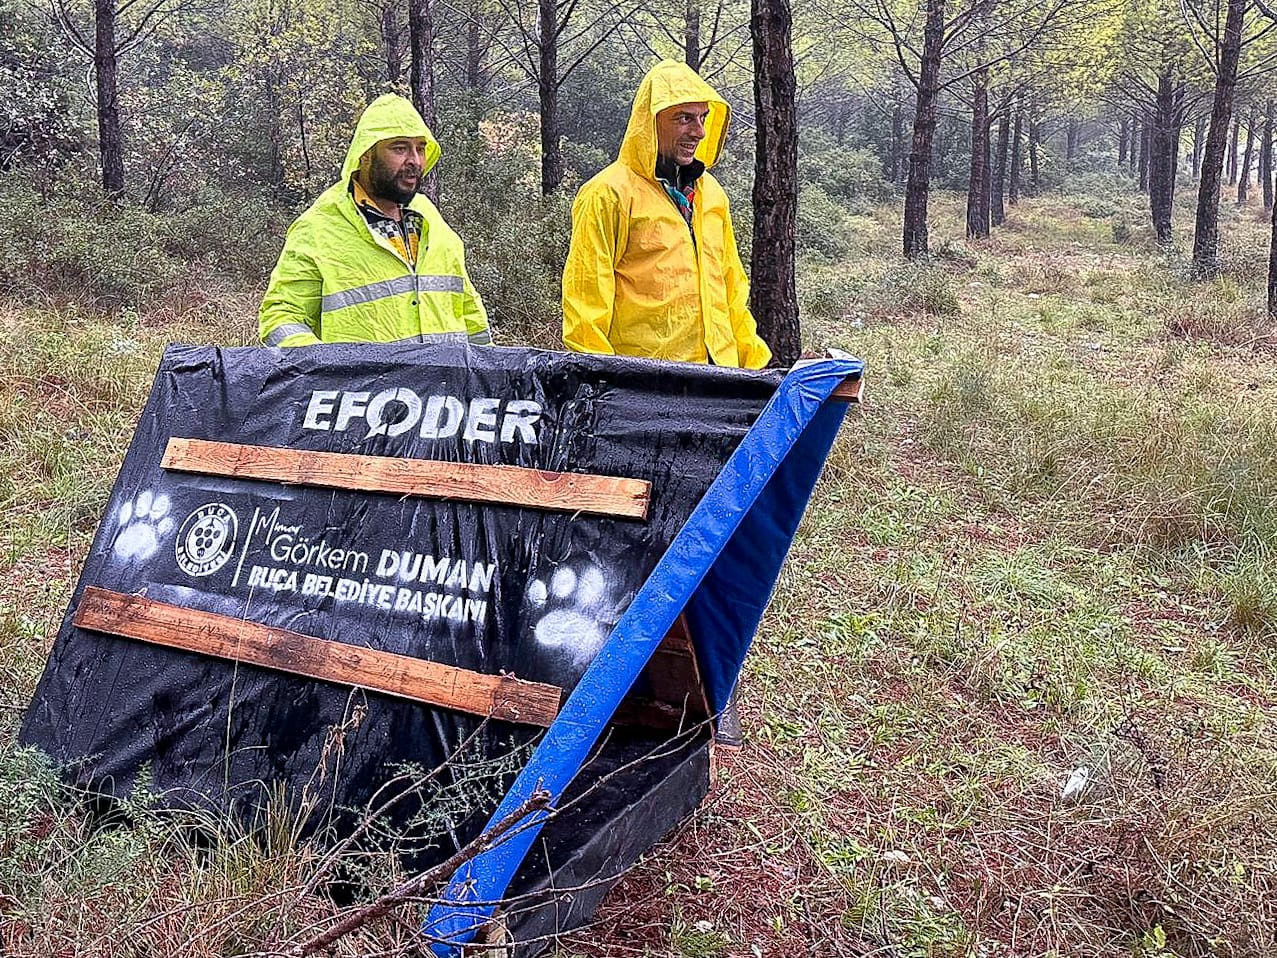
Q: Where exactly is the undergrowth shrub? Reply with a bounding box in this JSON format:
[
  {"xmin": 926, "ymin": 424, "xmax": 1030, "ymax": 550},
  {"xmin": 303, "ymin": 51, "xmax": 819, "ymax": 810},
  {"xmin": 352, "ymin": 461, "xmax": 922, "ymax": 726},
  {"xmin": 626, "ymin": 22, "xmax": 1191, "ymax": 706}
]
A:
[
  {"xmin": 798, "ymin": 258, "xmax": 865, "ymax": 326},
  {"xmin": 439, "ymin": 117, "xmax": 570, "ymax": 350},
  {"xmin": 800, "ymin": 133, "xmax": 894, "ymax": 214},
  {"xmin": 1212, "ymin": 557, "xmax": 1277, "ymax": 641},
  {"xmin": 866, "ymin": 263, "xmax": 960, "ymax": 318},
  {"xmin": 798, "ymin": 184, "xmax": 862, "ymax": 261},
  {"xmin": 0, "ymin": 171, "xmax": 283, "ymax": 311}
]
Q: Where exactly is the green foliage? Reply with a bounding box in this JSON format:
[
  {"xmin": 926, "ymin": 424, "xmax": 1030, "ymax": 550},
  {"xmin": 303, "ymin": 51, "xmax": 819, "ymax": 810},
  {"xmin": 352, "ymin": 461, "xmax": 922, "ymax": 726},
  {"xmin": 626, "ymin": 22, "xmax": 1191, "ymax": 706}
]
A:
[
  {"xmin": 798, "ymin": 258, "xmax": 866, "ymax": 325},
  {"xmin": 438, "ymin": 113, "xmax": 570, "ymax": 349},
  {"xmin": 1208, "ymin": 557, "xmax": 1277, "ymax": 641},
  {"xmin": 0, "ymin": 0, "xmax": 84, "ymax": 170},
  {"xmin": 0, "ymin": 171, "xmax": 282, "ymax": 309},
  {"xmin": 866, "ymin": 262, "xmax": 961, "ymax": 317},
  {"xmin": 800, "ymin": 131, "xmax": 895, "ymax": 213},
  {"xmin": 798, "ymin": 183, "xmax": 863, "ymax": 261}
]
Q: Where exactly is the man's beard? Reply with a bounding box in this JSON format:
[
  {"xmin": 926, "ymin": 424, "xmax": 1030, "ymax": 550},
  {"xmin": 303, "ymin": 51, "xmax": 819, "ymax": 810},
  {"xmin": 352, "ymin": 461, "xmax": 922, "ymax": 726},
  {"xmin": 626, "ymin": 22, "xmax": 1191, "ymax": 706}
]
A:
[{"xmin": 368, "ymin": 155, "xmax": 420, "ymax": 205}]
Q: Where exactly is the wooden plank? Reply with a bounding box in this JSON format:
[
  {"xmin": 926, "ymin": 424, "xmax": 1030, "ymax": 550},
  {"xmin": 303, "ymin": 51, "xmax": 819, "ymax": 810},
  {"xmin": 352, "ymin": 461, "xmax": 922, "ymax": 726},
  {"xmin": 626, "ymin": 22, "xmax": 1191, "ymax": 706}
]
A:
[
  {"xmin": 610, "ymin": 614, "xmax": 712, "ymax": 734},
  {"xmin": 643, "ymin": 615, "xmax": 710, "ymax": 721},
  {"xmin": 830, "ymin": 376, "xmax": 863, "ymax": 403},
  {"xmin": 73, "ymin": 587, "xmax": 563, "ymax": 727},
  {"xmin": 161, "ymin": 438, "xmax": 651, "ymax": 520},
  {"xmin": 610, "ymin": 696, "xmax": 700, "ymax": 732}
]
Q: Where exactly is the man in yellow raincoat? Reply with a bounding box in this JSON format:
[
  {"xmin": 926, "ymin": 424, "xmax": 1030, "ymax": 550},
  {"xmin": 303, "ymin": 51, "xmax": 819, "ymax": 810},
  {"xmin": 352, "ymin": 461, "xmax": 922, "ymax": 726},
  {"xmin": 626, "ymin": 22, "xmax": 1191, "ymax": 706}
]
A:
[
  {"xmin": 259, "ymin": 94, "xmax": 490, "ymax": 348},
  {"xmin": 561, "ymin": 60, "xmax": 771, "ymax": 368}
]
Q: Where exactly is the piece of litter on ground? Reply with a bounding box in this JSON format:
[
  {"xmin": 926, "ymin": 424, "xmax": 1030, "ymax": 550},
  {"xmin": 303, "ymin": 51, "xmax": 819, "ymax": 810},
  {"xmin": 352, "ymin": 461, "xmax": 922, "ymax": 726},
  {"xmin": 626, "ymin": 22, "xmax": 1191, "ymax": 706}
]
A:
[
  {"xmin": 1061, "ymin": 765, "xmax": 1090, "ymax": 801},
  {"xmin": 879, "ymin": 849, "xmax": 910, "ymax": 865}
]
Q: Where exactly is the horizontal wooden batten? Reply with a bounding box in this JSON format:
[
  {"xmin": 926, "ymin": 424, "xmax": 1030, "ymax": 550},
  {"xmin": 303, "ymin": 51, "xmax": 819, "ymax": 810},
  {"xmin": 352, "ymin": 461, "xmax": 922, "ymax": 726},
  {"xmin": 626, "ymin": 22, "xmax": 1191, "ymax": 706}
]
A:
[
  {"xmin": 830, "ymin": 377, "xmax": 863, "ymax": 403},
  {"xmin": 73, "ymin": 587, "xmax": 563, "ymax": 727},
  {"xmin": 161, "ymin": 438, "xmax": 650, "ymax": 519}
]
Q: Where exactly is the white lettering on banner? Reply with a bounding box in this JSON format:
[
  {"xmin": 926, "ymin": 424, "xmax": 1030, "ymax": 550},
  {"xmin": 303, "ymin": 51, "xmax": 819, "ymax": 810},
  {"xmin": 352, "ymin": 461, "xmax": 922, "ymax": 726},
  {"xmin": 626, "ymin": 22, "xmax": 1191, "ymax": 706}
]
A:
[
  {"xmin": 246, "ymin": 565, "xmax": 298, "ymax": 593},
  {"xmin": 290, "ymin": 570, "xmax": 488, "ymax": 622},
  {"xmin": 375, "ymin": 549, "xmax": 496, "ymax": 593},
  {"xmin": 301, "ymin": 389, "xmax": 541, "ymax": 443},
  {"xmin": 228, "ymin": 507, "xmax": 496, "ymax": 627}
]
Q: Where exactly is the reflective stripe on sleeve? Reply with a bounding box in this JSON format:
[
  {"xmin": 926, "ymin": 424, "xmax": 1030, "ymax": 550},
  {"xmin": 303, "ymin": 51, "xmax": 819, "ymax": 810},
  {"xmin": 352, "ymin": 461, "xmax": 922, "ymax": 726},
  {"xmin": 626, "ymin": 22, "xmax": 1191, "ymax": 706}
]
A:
[
  {"xmin": 321, "ymin": 274, "xmax": 466, "ymax": 313},
  {"xmin": 398, "ymin": 332, "xmax": 468, "ymax": 345},
  {"xmin": 264, "ymin": 322, "xmax": 314, "ymax": 347},
  {"xmin": 467, "ymin": 329, "xmax": 493, "ymax": 345}
]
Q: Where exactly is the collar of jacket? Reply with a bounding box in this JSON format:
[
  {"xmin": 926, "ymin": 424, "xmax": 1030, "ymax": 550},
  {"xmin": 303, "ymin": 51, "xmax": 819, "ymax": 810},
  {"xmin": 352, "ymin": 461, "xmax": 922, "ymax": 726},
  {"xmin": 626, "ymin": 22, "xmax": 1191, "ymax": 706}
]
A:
[
  {"xmin": 655, "ymin": 156, "xmax": 705, "ymax": 192},
  {"xmin": 351, "ymin": 175, "xmax": 407, "ymax": 223}
]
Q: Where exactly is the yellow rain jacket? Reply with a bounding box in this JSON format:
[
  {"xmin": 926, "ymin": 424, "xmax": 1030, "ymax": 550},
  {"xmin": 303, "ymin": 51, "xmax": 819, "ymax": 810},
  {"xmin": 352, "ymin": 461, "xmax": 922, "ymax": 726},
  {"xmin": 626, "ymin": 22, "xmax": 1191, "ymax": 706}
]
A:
[
  {"xmin": 561, "ymin": 60, "xmax": 770, "ymax": 368},
  {"xmin": 259, "ymin": 94, "xmax": 490, "ymax": 348}
]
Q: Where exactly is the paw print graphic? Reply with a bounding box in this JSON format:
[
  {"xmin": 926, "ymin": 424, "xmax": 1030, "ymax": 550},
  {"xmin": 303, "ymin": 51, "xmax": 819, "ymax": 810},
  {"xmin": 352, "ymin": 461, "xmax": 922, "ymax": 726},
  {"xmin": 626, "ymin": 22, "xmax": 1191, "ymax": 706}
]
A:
[
  {"xmin": 525, "ymin": 560, "xmax": 622, "ymax": 672},
  {"xmin": 111, "ymin": 488, "xmax": 174, "ymax": 563}
]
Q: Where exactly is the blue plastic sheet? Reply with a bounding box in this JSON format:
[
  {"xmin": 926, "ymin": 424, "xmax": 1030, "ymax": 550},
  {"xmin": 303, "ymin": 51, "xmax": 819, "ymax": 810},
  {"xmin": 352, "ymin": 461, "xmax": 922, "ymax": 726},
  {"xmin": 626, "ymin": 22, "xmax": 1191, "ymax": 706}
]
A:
[{"xmin": 423, "ymin": 356, "xmax": 863, "ymax": 953}]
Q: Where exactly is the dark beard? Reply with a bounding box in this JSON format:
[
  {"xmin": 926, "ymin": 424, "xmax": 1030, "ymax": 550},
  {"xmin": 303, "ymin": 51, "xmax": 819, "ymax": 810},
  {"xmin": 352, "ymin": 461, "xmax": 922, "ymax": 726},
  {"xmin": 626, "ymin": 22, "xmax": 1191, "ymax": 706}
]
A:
[{"xmin": 368, "ymin": 155, "xmax": 420, "ymax": 206}]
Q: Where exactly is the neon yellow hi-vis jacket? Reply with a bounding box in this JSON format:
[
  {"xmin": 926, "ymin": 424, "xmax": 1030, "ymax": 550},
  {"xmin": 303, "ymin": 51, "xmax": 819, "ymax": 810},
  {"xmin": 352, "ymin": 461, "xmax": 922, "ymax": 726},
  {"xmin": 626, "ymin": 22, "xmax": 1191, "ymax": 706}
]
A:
[
  {"xmin": 259, "ymin": 94, "xmax": 490, "ymax": 348},
  {"xmin": 561, "ymin": 60, "xmax": 770, "ymax": 368}
]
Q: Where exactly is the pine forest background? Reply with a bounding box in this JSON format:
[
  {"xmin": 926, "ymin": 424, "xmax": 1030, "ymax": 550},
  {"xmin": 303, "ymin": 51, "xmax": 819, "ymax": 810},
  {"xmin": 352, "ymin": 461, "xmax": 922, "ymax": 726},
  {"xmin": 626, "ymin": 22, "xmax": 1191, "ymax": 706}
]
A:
[{"xmin": 5, "ymin": 0, "xmax": 1277, "ymax": 954}]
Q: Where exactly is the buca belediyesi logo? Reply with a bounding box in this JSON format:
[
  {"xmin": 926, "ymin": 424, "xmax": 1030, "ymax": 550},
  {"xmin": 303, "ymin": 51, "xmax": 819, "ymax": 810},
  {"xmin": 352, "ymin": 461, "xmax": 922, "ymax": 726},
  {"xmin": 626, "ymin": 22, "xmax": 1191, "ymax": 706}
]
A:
[{"xmin": 175, "ymin": 503, "xmax": 239, "ymax": 577}]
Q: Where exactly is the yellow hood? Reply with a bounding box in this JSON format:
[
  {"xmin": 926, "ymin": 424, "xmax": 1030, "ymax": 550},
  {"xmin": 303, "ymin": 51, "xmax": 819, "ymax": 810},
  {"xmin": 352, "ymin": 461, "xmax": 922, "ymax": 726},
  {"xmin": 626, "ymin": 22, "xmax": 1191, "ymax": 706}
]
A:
[
  {"xmin": 617, "ymin": 60, "xmax": 731, "ymax": 178},
  {"xmin": 340, "ymin": 93, "xmax": 442, "ymax": 180}
]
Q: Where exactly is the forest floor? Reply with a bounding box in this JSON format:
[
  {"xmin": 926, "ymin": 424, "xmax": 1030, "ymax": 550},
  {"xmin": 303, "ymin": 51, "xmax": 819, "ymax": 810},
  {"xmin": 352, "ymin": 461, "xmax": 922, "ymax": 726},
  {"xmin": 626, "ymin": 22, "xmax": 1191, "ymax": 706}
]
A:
[
  {"xmin": 2, "ymin": 191, "xmax": 1277, "ymax": 957},
  {"xmin": 560, "ymin": 191, "xmax": 1277, "ymax": 958}
]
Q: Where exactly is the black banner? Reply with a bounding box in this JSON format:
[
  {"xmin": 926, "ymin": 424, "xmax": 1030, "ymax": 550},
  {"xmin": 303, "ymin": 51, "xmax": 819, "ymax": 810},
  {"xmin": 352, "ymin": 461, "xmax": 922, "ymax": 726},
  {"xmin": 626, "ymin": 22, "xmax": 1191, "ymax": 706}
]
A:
[{"xmin": 21, "ymin": 342, "xmax": 780, "ymax": 851}]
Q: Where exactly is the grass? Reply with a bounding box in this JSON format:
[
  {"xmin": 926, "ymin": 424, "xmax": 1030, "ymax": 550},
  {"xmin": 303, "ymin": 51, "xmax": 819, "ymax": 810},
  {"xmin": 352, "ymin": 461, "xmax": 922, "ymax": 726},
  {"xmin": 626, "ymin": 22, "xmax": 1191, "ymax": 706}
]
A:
[
  {"xmin": 5, "ymin": 188, "xmax": 1277, "ymax": 956},
  {"xmin": 561, "ymin": 192, "xmax": 1277, "ymax": 957}
]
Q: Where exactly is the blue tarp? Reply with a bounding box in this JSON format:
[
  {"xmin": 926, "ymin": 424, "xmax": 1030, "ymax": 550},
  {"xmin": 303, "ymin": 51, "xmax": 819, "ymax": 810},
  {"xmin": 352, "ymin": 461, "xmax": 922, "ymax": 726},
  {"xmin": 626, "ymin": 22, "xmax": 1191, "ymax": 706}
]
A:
[{"xmin": 423, "ymin": 356, "xmax": 863, "ymax": 953}]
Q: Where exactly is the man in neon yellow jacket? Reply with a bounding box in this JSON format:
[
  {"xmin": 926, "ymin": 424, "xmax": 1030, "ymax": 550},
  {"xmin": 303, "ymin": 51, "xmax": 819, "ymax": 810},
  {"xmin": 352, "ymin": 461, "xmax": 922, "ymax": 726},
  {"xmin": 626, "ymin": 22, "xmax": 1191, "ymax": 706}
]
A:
[
  {"xmin": 561, "ymin": 61, "xmax": 771, "ymax": 368},
  {"xmin": 259, "ymin": 94, "xmax": 490, "ymax": 348}
]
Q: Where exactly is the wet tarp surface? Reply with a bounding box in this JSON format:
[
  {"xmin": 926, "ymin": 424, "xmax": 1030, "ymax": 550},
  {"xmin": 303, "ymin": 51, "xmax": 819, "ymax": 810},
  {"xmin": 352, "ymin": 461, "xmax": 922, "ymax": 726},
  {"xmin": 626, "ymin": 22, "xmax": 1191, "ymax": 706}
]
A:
[
  {"xmin": 425, "ymin": 355, "xmax": 862, "ymax": 953},
  {"xmin": 19, "ymin": 342, "xmax": 863, "ymax": 953},
  {"xmin": 20, "ymin": 344, "xmax": 771, "ymax": 820}
]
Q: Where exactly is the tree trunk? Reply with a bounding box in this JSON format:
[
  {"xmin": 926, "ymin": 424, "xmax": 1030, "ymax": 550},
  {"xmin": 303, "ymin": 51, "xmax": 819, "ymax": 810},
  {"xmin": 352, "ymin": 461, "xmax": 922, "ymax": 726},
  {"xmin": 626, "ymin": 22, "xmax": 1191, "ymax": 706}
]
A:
[
  {"xmin": 1238, "ymin": 106, "xmax": 1256, "ymax": 204},
  {"xmin": 1192, "ymin": 114, "xmax": 1205, "ymax": 179},
  {"xmin": 1129, "ymin": 115, "xmax": 1139, "ymax": 173},
  {"xmin": 1118, "ymin": 117, "xmax": 1129, "ymax": 167},
  {"xmin": 685, "ymin": 0, "xmax": 701, "ymax": 69},
  {"xmin": 381, "ymin": 3, "xmax": 403, "ymax": 83},
  {"xmin": 1263, "ymin": 99, "xmax": 1274, "ymax": 211},
  {"xmin": 409, "ymin": 0, "xmax": 438, "ymax": 202},
  {"xmin": 1144, "ymin": 118, "xmax": 1154, "ymax": 192},
  {"xmin": 1268, "ymin": 189, "xmax": 1277, "ymax": 315},
  {"xmin": 265, "ymin": 75, "xmax": 285, "ymax": 192},
  {"xmin": 1192, "ymin": 0, "xmax": 1245, "ymax": 277},
  {"xmin": 1009, "ymin": 105, "xmax": 1022, "ymax": 205},
  {"xmin": 1226, "ymin": 113, "xmax": 1240, "ymax": 184},
  {"xmin": 93, "ymin": 0, "xmax": 124, "ymax": 194},
  {"xmin": 466, "ymin": 7, "xmax": 484, "ymax": 90},
  {"xmin": 750, "ymin": 0, "xmax": 799, "ymax": 364},
  {"xmin": 1066, "ymin": 115, "xmax": 1078, "ymax": 161},
  {"xmin": 966, "ymin": 68, "xmax": 990, "ymax": 239},
  {"xmin": 1028, "ymin": 111, "xmax": 1040, "ymax": 192},
  {"xmin": 537, "ymin": 0, "xmax": 563, "ymax": 194},
  {"xmin": 902, "ymin": 0, "xmax": 946, "ymax": 259},
  {"xmin": 1149, "ymin": 69, "xmax": 1180, "ymax": 247},
  {"xmin": 992, "ymin": 109, "xmax": 1009, "ymax": 226}
]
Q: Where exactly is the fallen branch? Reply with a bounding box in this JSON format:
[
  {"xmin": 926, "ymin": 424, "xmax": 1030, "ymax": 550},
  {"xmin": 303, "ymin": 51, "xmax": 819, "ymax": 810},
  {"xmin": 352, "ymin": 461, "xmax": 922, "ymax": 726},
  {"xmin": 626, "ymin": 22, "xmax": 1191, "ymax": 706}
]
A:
[{"xmin": 291, "ymin": 787, "xmax": 553, "ymax": 955}]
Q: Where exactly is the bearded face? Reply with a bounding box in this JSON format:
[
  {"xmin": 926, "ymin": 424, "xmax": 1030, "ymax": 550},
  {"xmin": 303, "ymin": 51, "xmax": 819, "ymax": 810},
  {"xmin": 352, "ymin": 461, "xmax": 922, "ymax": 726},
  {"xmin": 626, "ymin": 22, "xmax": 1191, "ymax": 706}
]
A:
[{"xmin": 364, "ymin": 137, "xmax": 426, "ymax": 205}]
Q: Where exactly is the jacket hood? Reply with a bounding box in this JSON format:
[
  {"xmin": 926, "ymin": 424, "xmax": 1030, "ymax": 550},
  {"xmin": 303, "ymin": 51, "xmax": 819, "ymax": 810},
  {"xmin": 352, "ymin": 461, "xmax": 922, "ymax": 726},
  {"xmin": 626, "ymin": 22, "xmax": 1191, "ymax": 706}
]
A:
[
  {"xmin": 617, "ymin": 60, "xmax": 731, "ymax": 177},
  {"xmin": 340, "ymin": 94, "xmax": 442, "ymax": 180}
]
